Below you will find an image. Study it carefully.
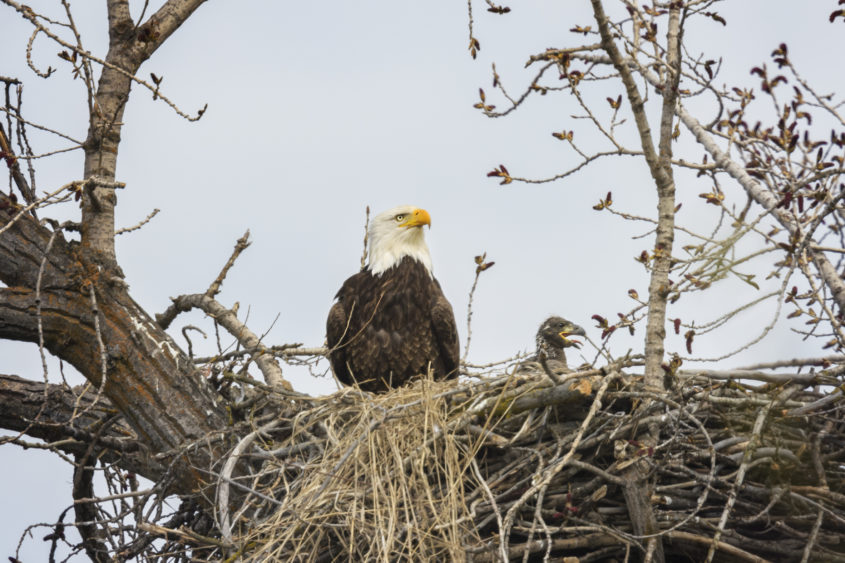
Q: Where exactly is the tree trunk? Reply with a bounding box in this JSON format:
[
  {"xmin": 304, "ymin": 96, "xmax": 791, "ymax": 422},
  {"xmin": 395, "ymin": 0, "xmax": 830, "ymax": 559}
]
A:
[
  {"xmin": 0, "ymin": 204, "xmax": 227, "ymax": 492},
  {"xmin": 81, "ymin": 0, "xmax": 208, "ymax": 268}
]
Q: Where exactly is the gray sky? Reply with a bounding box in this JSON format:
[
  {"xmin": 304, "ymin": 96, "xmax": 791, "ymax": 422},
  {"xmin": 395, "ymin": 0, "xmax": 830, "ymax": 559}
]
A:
[{"xmin": 2, "ymin": 1, "xmax": 843, "ymax": 559}]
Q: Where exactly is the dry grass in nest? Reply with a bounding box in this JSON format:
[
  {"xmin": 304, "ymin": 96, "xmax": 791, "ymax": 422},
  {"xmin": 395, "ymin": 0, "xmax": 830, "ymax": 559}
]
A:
[{"xmin": 237, "ymin": 377, "xmax": 487, "ymax": 561}]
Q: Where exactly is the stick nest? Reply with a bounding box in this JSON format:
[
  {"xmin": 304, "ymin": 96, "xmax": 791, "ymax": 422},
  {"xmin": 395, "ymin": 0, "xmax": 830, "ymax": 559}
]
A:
[{"xmin": 188, "ymin": 367, "xmax": 845, "ymax": 562}]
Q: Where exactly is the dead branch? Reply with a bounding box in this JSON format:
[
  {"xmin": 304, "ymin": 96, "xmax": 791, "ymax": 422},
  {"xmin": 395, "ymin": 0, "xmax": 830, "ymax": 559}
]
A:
[
  {"xmin": 206, "ymin": 230, "xmax": 251, "ymax": 299},
  {"xmin": 157, "ymin": 293, "xmax": 290, "ymax": 389},
  {"xmin": 115, "ymin": 208, "xmax": 160, "ymax": 235}
]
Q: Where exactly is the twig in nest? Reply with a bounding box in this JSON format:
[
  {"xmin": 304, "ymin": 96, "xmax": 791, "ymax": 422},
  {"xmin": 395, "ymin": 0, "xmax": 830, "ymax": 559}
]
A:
[
  {"xmin": 801, "ymin": 509, "xmax": 825, "ymax": 563},
  {"xmin": 538, "ymin": 349, "xmax": 563, "ymax": 385},
  {"xmin": 705, "ymin": 384, "xmax": 802, "ymax": 563},
  {"xmin": 137, "ymin": 522, "xmax": 228, "ymax": 548},
  {"xmin": 218, "ymin": 419, "xmax": 281, "ymax": 544},
  {"xmin": 498, "ymin": 370, "xmax": 620, "ymax": 560}
]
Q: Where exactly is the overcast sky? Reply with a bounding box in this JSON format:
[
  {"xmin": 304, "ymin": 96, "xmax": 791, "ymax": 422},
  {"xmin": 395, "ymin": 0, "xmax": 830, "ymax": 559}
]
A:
[{"xmin": 2, "ymin": 1, "xmax": 843, "ymax": 559}]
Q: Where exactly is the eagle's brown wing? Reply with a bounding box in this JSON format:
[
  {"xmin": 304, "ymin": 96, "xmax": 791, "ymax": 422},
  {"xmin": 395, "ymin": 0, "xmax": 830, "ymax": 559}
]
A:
[
  {"xmin": 431, "ymin": 280, "xmax": 460, "ymax": 379},
  {"xmin": 326, "ymin": 272, "xmax": 365, "ymax": 387}
]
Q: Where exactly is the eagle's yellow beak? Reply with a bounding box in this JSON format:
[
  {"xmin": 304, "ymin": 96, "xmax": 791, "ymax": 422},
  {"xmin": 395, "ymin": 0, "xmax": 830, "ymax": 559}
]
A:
[{"xmin": 401, "ymin": 208, "xmax": 432, "ymax": 228}]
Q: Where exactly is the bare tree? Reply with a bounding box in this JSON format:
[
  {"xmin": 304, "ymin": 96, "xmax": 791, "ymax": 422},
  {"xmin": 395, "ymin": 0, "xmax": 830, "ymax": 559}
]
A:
[
  {"xmin": 2, "ymin": 1, "xmax": 845, "ymax": 561},
  {"xmin": 1, "ymin": 1, "xmax": 302, "ymax": 559},
  {"xmin": 467, "ymin": 0, "xmax": 845, "ymax": 560},
  {"xmin": 1, "ymin": 0, "xmax": 241, "ymax": 491}
]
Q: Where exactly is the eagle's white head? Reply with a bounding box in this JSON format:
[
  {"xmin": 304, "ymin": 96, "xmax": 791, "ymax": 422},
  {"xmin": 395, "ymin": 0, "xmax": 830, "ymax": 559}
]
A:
[{"xmin": 367, "ymin": 205, "xmax": 434, "ymax": 277}]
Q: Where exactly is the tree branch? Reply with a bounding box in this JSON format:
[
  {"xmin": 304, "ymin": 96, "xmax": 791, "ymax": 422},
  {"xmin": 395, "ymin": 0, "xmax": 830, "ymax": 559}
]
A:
[
  {"xmin": 676, "ymin": 103, "xmax": 845, "ymax": 314},
  {"xmin": 157, "ymin": 294, "xmax": 291, "ymax": 389},
  {"xmin": 0, "ymin": 373, "xmax": 164, "ymax": 482},
  {"xmin": 205, "ymin": 230, "xmax": 250, "ymax": 298}
]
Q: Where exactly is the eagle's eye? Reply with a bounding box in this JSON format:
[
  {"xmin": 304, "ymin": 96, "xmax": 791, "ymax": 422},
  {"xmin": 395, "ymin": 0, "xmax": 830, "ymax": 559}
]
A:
[{"xmin": 395, "ymin": 214, "xmax": 406, "ymax": 222}]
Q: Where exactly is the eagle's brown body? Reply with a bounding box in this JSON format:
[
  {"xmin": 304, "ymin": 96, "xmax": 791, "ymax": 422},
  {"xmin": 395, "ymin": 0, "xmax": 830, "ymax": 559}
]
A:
[{"xmin": 327, "ymin": 256, "xmax": 460, "ymax": 393}]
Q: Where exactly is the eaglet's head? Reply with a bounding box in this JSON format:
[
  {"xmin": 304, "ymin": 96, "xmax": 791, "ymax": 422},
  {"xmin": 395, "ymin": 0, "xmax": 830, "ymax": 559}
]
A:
[
  {"xmin": 537, "ymin": 316, "xmax": 587, "ymax": 351},
  {"xmin": 368, "ymin": 205, "xmax": 433, "ymax": 277}
]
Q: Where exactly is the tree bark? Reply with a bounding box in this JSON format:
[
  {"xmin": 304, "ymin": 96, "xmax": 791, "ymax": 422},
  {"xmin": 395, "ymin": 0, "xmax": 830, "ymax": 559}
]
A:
[
  {"xmin": 0, "ymin": 373, "xmax": 164, "ymax": 481},
  {"xmin": 0, "ymin": 195, "xmax": 226, "ymax": 494},
  {"xmin": 82, "ymin": 0, "xmax": 209, "ymax": 268}
]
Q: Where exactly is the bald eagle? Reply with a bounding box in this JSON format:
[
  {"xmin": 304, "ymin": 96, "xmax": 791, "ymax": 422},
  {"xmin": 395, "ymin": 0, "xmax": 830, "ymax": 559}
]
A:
[
  {"xmin": 326, "ymin": 206, "xmax": 460, "ymax": 393},
  {"xmin": 519, "ymin": 316, "xmax": 586, "ymax": 375}
]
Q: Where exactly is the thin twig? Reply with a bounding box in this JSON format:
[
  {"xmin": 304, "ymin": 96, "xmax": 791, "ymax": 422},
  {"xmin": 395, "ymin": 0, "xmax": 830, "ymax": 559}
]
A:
[
  {"xmin": 206, "ymin": 230, "xmax": 251, "ymax": 298},
  {"xmin": 115, "ymin": 208, "xmax": 159, "ymax": 235},
  {"xmin": 463, "ymin": 253, "xmax": 494, "ymax": 362},
  {"xmin": 360, "ymin": 205, "xmax": 370, "ymax": 270}
]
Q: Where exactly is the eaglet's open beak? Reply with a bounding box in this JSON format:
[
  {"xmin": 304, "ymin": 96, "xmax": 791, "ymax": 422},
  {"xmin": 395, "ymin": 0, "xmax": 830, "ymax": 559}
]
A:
[
  {"xmin": 400, "ymin": 208, "xmax": 431, "ymax": 229},
  {"xmin": 559, "ymin": 324, "xmax": 587, "ymax": 348}
]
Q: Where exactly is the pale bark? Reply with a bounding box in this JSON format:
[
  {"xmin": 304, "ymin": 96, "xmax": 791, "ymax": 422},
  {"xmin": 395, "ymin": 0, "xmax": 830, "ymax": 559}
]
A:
[
  {"xmin": 675, "ymin": 104, "xmax": 845, "ymax": 313},
  {"xmin": 571, "ymin": 46, "xmax": 845, "ymax": 317},
  {"xmin": 157, "ymin": 293, "xmax": 289, "ymax": 388},
  {"xmin": 590, "ymin": 3, "xmax": 685, "ymax": 560},
  {"xmin": 591, "ymin": 0, "xmax": 676, "ymax": 394},
  {"xmin": 81, "ymin": 0, "xmax": 208, "ymax": 268}
]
